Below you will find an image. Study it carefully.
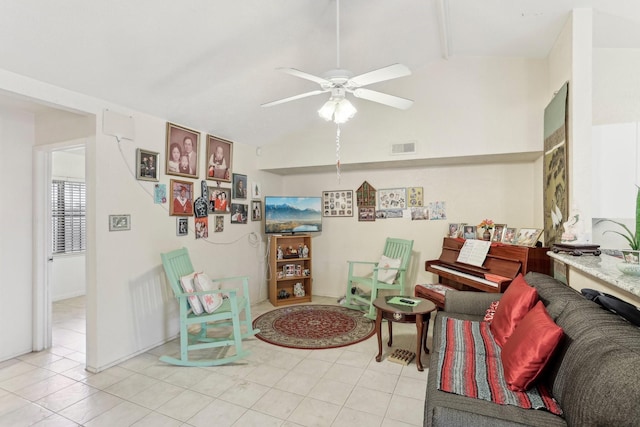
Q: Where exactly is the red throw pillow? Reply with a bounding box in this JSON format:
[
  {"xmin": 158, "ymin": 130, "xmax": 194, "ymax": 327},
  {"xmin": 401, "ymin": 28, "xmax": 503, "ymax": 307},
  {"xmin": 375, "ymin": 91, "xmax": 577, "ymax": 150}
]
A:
[
  {"xmin": 490, "ymin": 274, "xmax": 538, "ymax": 347},
  {"xmin": 501, "ymin": 301, "xmax": 564, "ymax": 391},
  {"xmin": 483, "ymin": 301, "xmax": 500, "ymax": 323}
]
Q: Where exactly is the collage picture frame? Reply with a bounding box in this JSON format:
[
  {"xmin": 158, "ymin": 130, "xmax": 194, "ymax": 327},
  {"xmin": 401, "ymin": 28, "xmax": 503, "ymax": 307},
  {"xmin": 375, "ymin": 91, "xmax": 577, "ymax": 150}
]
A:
[{"xmin": 322, "ymin": 190, "xmax": 353, "ymax": 217}]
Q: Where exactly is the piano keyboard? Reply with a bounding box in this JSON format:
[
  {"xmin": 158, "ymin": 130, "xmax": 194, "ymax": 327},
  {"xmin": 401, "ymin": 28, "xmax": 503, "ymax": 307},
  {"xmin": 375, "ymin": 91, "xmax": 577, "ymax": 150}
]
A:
[{"xmin": 430, "ymin": 265, "xmax": 499, "ymax": 288}]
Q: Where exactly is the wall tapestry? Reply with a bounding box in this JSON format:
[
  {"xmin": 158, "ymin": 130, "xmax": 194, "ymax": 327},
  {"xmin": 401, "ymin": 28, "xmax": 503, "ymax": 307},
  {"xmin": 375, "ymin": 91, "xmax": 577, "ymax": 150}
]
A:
[{"xmin": 543, "ymin": 82, "xmax": 569, "ymax": 246}]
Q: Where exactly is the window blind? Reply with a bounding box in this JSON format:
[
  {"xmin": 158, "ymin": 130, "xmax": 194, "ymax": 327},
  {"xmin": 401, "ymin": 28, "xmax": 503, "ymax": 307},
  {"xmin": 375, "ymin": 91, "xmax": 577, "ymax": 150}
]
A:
[{"xmin": 51, "ymin": 180, "xmax": 86, "ymax": 254}]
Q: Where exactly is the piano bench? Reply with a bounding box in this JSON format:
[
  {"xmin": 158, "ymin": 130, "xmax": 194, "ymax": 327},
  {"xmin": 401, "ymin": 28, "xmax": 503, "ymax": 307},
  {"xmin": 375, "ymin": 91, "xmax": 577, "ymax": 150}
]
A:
[{"xmin": 414, "ymin": 284, "xmax": 457, "ymax": 310}]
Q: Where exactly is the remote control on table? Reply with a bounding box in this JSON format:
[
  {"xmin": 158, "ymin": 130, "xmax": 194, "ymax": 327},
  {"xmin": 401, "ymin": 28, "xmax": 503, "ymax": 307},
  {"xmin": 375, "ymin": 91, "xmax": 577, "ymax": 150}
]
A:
[{"xmin": 399, "ymin": 298, "xmax": 416, "ymax": 305}]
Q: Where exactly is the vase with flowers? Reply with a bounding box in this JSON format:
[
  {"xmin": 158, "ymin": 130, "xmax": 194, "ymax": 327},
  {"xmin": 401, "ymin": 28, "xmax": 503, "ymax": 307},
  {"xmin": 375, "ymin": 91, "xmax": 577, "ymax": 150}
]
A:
[{"xmin": 478, "ymin": 219, "xmax": 494, "ymax": 241}]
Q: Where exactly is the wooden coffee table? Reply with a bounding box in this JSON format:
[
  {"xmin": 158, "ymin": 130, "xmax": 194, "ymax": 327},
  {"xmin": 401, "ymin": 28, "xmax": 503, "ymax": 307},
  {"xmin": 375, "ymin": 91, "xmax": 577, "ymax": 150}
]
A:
[{"xmin": 373, "ymin": 295, "xmax": 436, "ymax": 371}]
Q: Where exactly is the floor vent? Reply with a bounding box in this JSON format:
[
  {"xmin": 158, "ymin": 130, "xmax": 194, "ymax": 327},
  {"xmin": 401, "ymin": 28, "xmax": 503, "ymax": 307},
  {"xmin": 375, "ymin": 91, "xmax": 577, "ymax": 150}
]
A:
[{"xmin": 391, "ymin": 141, "xmax": 416, "ymax": 155}]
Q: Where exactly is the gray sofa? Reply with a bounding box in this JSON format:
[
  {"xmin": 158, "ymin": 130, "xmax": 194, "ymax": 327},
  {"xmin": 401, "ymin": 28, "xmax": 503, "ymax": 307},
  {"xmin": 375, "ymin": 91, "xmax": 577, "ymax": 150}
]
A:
[{"xmin": 425, "ymin": 272, "xmax": 640, "ymax": 427}]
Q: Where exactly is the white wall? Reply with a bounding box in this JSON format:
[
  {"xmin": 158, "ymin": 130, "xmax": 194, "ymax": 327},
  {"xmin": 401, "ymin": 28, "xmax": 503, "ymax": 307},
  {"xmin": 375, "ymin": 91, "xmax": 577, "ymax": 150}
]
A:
[
  {"xmin": 259, "ymin": 57, "xmax": 549, "ymax": 171},
  {"xmin": 282, "ymin": 161, "xmax": 540, "ymax": 298},
  {"xmin": 0, "ymin": 107, "xmax": 35, "ymax": 361}
]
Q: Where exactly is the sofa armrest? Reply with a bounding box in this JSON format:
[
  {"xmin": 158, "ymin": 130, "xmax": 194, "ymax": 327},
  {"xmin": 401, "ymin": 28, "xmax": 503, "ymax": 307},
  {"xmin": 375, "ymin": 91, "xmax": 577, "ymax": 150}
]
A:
[
  {"xmin": 432, "ymin": 407, "xmax": 531, "ymax": 427},
  {"xmin": 444, "ymin": 291, "xmax": 503, "ymax": 316}
]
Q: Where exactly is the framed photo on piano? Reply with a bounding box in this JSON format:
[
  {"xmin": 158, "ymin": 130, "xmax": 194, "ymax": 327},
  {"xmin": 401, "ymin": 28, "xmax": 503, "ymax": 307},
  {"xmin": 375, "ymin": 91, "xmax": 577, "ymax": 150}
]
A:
[
  {"xmin": 502, "ymin": 227, "xmax": 518, "ymax": 244},
  {"xmin": 491, "ymin": 224, "xmax": 506, "ymax": 242},
  {"xmin": 515, "ymin": 228, "xmax": 543, "ymax": 247}
]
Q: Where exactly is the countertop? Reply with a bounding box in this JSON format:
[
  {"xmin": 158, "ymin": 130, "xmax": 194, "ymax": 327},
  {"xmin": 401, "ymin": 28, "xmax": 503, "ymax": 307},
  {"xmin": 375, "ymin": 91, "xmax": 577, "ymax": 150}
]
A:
[{"xmin": 548, "ymin": 251, "xmax": 640, "ymax": 299}]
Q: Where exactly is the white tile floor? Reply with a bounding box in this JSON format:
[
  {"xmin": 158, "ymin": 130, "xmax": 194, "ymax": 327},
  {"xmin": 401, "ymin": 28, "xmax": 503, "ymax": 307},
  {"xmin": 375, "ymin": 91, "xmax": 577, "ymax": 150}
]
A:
[{"xmin": 0, "ymin": 296, "xmax": 430, "ymax": 426}]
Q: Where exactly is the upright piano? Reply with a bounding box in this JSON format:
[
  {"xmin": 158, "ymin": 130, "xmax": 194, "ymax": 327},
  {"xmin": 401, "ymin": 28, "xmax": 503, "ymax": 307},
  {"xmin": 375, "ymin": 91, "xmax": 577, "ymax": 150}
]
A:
[{"xmin": 425, "ymin": 237, "xmax": 551, "ymax": 293}]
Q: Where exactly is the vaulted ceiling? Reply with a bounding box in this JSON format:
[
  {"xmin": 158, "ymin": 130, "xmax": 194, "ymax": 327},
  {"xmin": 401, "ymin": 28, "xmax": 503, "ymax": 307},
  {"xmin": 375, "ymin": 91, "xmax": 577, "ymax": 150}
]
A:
[{"xmin": 0, "ymin": 0, "xmax": 639, "ymax": 146}]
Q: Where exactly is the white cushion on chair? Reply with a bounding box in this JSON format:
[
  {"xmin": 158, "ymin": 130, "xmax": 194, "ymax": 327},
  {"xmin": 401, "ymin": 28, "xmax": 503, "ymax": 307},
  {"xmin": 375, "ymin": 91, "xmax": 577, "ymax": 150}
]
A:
[
  {"xmin": 377, "ymin": 255, "xmax": 402, "ymax": 284},
  {"xmin": 180, "ymin": 272, "xmax": 204, "ymax": 315},
  {"xmin": 194, "ymin": 273, "xmax": 223, "ymax": 313}
]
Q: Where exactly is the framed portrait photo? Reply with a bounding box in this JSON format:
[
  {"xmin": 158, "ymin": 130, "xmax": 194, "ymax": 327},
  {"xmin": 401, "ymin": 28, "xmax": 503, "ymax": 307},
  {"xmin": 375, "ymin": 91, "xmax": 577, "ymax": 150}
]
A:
[
  {"xmin": 251, "ymin": 200, "xmax": 262, "ymax": 221},
  {"xmin": 206, "ymin": 134, "xmax": 232, "ymax": 183},
  {"xmin": 491, "ymin": 224, "xmax": 507, "ymax": 242},
  {"xmin": 515, "ymin": 228, "xmax": 543, "ymax": 247},
  {"xmin": 207, "ymin": 187, "xmax": 231, "ymax": 214},
  {"xmin": 322, "ymin": 190, "xmax": 353, "ymax": 217},
  {"xmin": 447, "ymin": 223, "xmax": 461, "ymax": 238},
  {"xmin": 169, "ymin": 179, "xmax": 194, "ymax": 216},
  {"xmin": 214, "ymin": 215, "xmax": 224, "ymax": 232},
  {"xmin": 136, "ymin": 149, "xmax": 159, "ymax": 182},
  {"xmin": 232, "ymin": 173, "xmax": 247, "ymax": 199},
  {"xmin": 176, "ymin": 217, "xmax": 188, "ymax": 236},
  {"xmin": 231, "ymin": 203, "xmax": 248, "ymax": 224},
  {"xmin": 462, "ymin": 225, "xmax": 477, "ymax": 240},
  {"xmin": 165, "ymin": 122, "xmax": 200, "ymax": 179},
  {"xmin": 109, "ymin": 214, "xmax": 130, "ymax": 231},
  {"xmin": 502, "ymin": 227, "xmax": 518, "ymax": 244}
]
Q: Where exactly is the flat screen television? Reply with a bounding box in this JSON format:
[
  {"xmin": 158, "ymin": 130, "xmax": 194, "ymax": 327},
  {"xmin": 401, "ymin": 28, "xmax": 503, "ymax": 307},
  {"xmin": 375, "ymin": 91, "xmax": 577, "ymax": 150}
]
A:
[{"xmin": 264, "ymin": 196, "xmax": 322, "ymax": 234}]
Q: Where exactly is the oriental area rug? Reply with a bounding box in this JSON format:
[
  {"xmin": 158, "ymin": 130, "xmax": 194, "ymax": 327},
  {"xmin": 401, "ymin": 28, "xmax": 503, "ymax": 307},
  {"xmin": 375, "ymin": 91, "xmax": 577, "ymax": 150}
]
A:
[{"xmin": 252, "ymin": 305, "xmax": 375, "ymax": 350}]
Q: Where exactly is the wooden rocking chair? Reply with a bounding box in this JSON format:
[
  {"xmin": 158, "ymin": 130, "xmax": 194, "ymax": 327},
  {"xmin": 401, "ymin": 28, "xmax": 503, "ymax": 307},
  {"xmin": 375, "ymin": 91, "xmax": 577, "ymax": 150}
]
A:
[
  {"xmin": 160, "ymin": 247, "xmax": 260, "ymax": 366},
  {"xmin": 344, "ymin": 237, "xmax": 414, "ymax": 319}
]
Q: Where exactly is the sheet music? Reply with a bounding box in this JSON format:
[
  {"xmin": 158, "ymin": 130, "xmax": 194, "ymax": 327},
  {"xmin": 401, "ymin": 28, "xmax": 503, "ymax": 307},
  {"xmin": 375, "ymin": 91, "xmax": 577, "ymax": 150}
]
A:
[{"xmin": 456, "ymin": 239, "xmax": 491, "ymax": 267}]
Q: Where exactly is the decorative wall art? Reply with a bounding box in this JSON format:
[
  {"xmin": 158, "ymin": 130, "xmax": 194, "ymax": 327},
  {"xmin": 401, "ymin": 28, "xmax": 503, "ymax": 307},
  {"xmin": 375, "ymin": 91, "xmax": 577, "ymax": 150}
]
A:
[
  {"xmin": 109, "ymin": 214, "xmax": 131, "ymax": 231},
  {"xmin": 428, "ymin": 201, "xmax": 447, "ymax": 220},
  {"xmin": 358, "ymin": 206, "xmax": 375, "ymax": 222},
  {"xmin": 136, "ymin": 149, "xmax": 159, "ymax": 182},
  {"xmin": 543, "ymin": 82, "xmax": 569, "ymax": 246},
  {"xmin": 207, "ymin": 187, "xmax": 231, "ymax": 214},
  {"xmin": 378, "ymin": 188, "xmax": 406, "ymax": 210},
  {"xmin": 169, "ymin": 179, "xmax": 194, "ymax": 216},
  {"xmin": 232, "ymin": 173, "xmax": 247, "ymax": 199},
  {"xmin": 407, "ymin": 187, "xmax": 423, "ymax": 207},
  {"xmin": 322, "ymin": 190, "xmax": 353, "ymax": 217},
  {"xmin": 356, "ymin": 181, "xmax": 376, "ymax": 207},
  {"xmin": 250, "ymin": 181, "xmax": 262, "ymax": 199},
  {"xmin": 195, "ymin": 217, "xmax": 208, "ymax": 239},
  {"xmin": 165, "ymin": 122, "xmax": 200, "ymax": 179},
  {"xmin": 154, "ymin": 184, "xmax": 166, "ymax": 204},
  {"xmin": 193, "ymin": 180, "xmax": 209, "ymax": 219},
  {"xmin": 410, "ymin": 207, "xmax": 429, "ymax": 220},
  {"xmin": 176, "ymin": 218, "xmax": 188, "ymax": 236},
  {"xmin": 251, "ymin": 201, "xmax": 262, "ymax": 221},
  {"xmin": 231, "ymin": 203, "xmax": 248, "ymax": 223},
  {"xmin": 214, "ymin": 215, "xmax": 224, "ymax": 232},
  {"xmin": 206, "ymin": 134, "xmax": 232, "ymax": 182}
]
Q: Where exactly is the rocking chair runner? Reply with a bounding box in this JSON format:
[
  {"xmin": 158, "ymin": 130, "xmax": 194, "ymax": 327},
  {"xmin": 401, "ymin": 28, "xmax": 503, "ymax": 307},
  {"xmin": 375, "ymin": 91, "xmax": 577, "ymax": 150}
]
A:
[
  {"xmin": 160, "ymin": 247, "xmax": 260, "ymax": 366},
  {"xmin": 344, "ymin": 238, "xmax": 414, "ymax": 319}
]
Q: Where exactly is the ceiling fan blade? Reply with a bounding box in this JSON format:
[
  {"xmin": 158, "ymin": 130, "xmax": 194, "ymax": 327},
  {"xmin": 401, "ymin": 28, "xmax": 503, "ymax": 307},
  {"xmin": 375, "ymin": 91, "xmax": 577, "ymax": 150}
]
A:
[
  {"xmin": 352, "ymin": 88, "xmax": 414, "ymax": 110},
  {"xmin": 261, "ymin": 89, "xmax": 327, "ymax": 108},
  {"xmin": 348, "ymin": 64, "xmax": 411, "ymax": 87},
  {"xmin": 277, "ymin": 68, "xmax": 331, "ymax": 85}
]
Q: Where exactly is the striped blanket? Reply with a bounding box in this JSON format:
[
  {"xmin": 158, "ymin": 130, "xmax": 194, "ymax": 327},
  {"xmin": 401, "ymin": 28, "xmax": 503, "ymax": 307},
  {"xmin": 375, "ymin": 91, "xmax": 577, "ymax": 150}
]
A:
[{"xmin": 437, "ymin": 317, "xmax": 562, "ymax": 415}]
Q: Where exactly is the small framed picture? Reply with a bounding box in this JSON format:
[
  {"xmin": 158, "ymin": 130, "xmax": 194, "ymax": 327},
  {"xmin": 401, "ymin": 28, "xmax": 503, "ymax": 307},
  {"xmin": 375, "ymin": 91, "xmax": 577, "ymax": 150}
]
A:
[
  {"xmin": 195, "ymin": 217, "xmax": 208, "ymax": 239},
  {"xmin": 207, "ymin": 187, "xmax": 231, "ymax": 214},
  {"xmin": 516, "ymin": 228, "xmax": 543, "ymax": 247},
  {"xmin": 232, "ymin": 173, "xmax": 247, "ymax": 199},
  {"xmin": 358, "ymin": 206, "xmax": 375, "ymax": 221},
  {"xmin": 622, "ymin": 250, "xmax": 640, "ymax": 264},
  {"xmin": 251, "ymin": 200, "xmax": 262, "ymax": 221},
  {"xmin": 214, "ymin": 215, "xmax": 224, "ymax": 232},
  {"xmin": 169, "ymin": 179, "xmax": 194, "ymax": 216},
  {"xmin": 377, "ymin": 188, "xmax": 407, "ymax": 210},
  {"xmin": 462, "ymin": 225, "xmax": 477, "ymax": 240},
  {"xmin": 448, "ymin": 223, "xmax": 461, "ymax": 238},
  {"xmin": 206, "ymin": 134, "xmax": 232, "ymax": 183},
  {"xmin": 407, "ymin": 187, "xmax": 423, "ymax": 207},
  {"xmin": 231, "ymin": 203, "xmax": 248, "ymax": 224},
  {"xmin": 502, "ymin": 227, "xmax": 518, "ymax": 244},
  {"xmin": 323, "ymin": 190, "xmax": 353, "ymax": 217},
  {"xmin": 136, "ymin": 149, "xmax": 159, "ymax": 182},
  {"xmin": 176, "ymin": 217, "xmax": 188, "ymax": 236},
  {"xmin": 165, "ymin": 122, "xmax": 200, "ymax": 178},
  {"xmin": 250, "ymin": 181, "xmax": 262, "ymax": 199},
  {"xmin": 109, "ymin": 214, "xmax": 130, "ymax": 231},
  {"xmin": 491, "ymin": 224, "xmax": 507, "ymax": 242}
]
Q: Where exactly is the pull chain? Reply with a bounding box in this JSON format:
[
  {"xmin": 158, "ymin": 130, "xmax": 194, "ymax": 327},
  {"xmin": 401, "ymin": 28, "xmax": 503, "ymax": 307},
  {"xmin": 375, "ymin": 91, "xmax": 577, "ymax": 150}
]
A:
[{"xmin": 335, "ymin": 125, "xmax": 341, "ymax": 183}]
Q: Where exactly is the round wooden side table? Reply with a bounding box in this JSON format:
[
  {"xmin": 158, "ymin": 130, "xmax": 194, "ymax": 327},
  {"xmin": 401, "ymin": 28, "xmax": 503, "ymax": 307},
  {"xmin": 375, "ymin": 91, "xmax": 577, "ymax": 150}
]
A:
[{"xmin": 372, "ymin": 295, "xmax": 437, "ymax": 371}]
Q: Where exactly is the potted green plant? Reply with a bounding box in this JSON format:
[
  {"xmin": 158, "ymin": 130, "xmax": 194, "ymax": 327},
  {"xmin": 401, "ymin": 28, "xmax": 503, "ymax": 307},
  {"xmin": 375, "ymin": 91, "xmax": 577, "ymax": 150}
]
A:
[{"xmin": 598, "ymin": 186, "xmax": 640, "ymax": 251}]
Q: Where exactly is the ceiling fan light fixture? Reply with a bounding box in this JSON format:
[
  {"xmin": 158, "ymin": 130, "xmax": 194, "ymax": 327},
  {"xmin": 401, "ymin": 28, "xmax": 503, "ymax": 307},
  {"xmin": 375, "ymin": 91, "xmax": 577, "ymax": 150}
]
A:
[
  {"xmin": 318, "ymin": 99, "xmax": 338, "ymax": 121},
  {"xmin": 333, "ymin": 98, "xmax": 356, "ymax": 124}
]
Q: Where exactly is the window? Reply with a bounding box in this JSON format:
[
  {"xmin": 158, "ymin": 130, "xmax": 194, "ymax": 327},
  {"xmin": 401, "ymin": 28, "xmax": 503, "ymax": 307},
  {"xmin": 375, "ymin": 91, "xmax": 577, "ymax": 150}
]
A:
[{"xmin": 51, "ymin": 180, "xmax": 86, "ymax": 254}]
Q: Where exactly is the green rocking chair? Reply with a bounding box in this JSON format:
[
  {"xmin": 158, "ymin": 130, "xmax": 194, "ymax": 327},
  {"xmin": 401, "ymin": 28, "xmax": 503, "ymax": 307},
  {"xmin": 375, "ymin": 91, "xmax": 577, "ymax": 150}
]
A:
[
  {"xmin": 160, "ymin": 247, "xmax": 260, "ymax": 366},
  {"xmin": 344, "ymin": 237, "xmax": 414, "ymax": 319}
]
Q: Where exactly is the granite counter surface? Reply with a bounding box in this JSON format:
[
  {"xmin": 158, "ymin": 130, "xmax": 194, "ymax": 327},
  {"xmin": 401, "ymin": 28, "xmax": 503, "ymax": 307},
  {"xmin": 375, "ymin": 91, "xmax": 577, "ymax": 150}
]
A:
[{"xmin": 548, "ymin": 251, "xmax": 640, "ymax": 299}]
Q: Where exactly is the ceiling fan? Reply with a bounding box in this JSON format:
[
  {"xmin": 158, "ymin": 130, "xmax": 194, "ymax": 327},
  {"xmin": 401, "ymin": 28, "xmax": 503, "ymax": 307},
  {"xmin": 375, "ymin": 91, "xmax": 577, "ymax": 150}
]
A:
[{"xmin": 261, "ymin": 0, "xmax": 413, "ymax": 123}]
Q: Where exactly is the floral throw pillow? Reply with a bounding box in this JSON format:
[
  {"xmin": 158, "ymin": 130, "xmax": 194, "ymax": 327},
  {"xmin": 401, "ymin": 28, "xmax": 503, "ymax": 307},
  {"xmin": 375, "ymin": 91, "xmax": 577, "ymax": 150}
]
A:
[
  {"xmin": 484, "ymin": 301, "xmax": 500, "ymax": 323},
  {"xmin": 194, "ymin": 272, "xmax": 223, "ymax": 313},
  {"xmin": 179, "ymin": 272, "xmax": 204, "ymax": 315}
]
